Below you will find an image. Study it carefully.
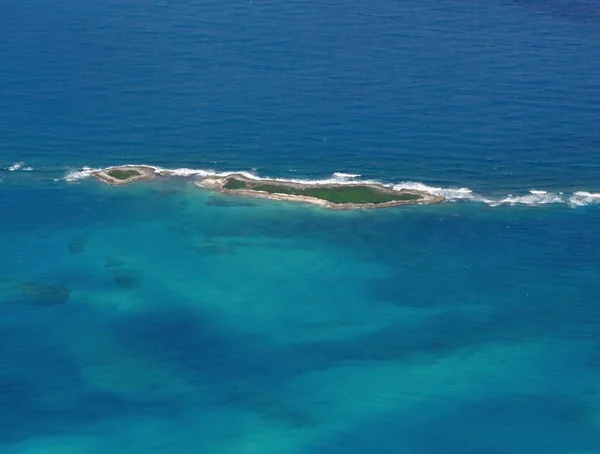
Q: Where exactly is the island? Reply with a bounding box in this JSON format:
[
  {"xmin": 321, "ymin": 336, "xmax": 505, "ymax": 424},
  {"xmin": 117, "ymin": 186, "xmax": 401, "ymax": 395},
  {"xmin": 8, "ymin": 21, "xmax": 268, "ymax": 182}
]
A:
[
  {"xmin": 90, "ymin": 166, "xmax": 444, "ymax": 209},
  {"xmin": 197, "ymin": 174, "xmax": 444, "ymax": 209},
  {"xmin": 92, "ymin": 165, "xmax": 157, "ymax": 185}
]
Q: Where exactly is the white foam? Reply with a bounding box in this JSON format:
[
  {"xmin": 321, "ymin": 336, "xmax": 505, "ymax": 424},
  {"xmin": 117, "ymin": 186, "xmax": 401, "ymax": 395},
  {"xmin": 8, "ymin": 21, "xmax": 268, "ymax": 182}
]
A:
[
  {"xmin": 65, "ymin": 164, "xmax": 160, "ymax": 182},
  {"xmin": 156, "ymin": 167, "xmax": 211, "ymax": 177},
  {"xmin": 497, "ymin": 190, "xmax": 564, "ymax": 206},
  {"xmin": 569, "ymin": 191, "xmax": 600, "ymax": 207},
  {"xmin": 191, "ymin": 168, "xmax": 377, "ymax": 186},
  {"xmin": 390, "ymin": 181, "xmax": 497, "ymax": 203},
  {"xmin": 8, "ymin": 162, "xmax": 24, "ymax": 171},
  {"xmin": 63, "ymin": 165, "xmax": 481, "ymax": 200},
  {"xmin": 333, "ymin": 172, "xmax": 361, "ymax": 179},
  {"xmin": 261, "ymin": 174, "xmax": 380, "ymax": 186},
  {"xmin": 146, "ymin": 166, "xmax": 372, "ymax": 186},
  {"xmin": 64, "ymin": 166, "xmax": 99, "ymax": 182},
  {"xmin": 23, "ymin": 167, "xmax": 33, "ymax": 171},
  {"xmin": 62, "ymin": 164, "xmax": 600, "ymax": 209}
]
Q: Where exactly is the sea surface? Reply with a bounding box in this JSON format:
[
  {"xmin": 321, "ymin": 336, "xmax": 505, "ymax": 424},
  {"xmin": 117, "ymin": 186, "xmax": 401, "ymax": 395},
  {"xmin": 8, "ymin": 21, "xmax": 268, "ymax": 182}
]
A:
[{"xmin": 1, "ymin": 0, "xmax": 600, "ymax": 452}]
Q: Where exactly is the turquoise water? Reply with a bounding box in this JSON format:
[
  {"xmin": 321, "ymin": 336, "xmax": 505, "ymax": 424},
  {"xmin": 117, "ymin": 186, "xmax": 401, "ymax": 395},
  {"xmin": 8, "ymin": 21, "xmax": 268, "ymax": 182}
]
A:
[
  {"xmin": 2, "ymin": 182, "xmax": 600, "ymax": 453},
  {"xmin": 2, "ymin": 0, "xmax": 600, "ymax": 452}
]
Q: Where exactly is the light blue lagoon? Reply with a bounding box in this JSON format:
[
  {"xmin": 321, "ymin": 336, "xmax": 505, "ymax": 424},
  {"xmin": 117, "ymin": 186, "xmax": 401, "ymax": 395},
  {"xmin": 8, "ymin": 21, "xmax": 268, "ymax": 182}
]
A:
[{"xmin": 1, "ymin": 0, "xmax": 600, "ymax": 452}]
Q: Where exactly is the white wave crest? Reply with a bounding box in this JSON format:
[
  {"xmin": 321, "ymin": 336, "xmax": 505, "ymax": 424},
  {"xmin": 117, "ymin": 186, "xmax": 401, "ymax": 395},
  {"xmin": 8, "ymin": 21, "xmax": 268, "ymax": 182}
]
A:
[
  {"xmin": 66, "ymin": 164, "xmax": 162, "ymax": 182},
  {"xmin": 161, "ymin": 167, "xmax": 374, "ymax": 186},
  {"xmin": 64, "ymin": 165, "xmax": 257, "ymax": 182},
  {"xmin": 332, "ymin": 172, "xmax": 361, "ymax": 179},
  {"xmin": 155, "ymin": 167, "xmax": 211, "ymax": 177},
  {"xmin": 64, "ymin": 166, "xmax": 99, "ymax": 181},
  {"xmin": 391, "ymin": 181, "xmax": 496, "ymax": 203},
  {"xmin": 62, "ymin": 165, "xmax": 488, "ymax": 202},
  {"xmin": 496, "ymin": 190, "xmax": 564, "ymax": 206},
  {"xmin": 8, "ymin": 162, "xmax": 24, "ymax": 171},
  {"xmin": 62, "ymin": 164, "xmax": 600, "ymax": 209},
  {"xmin": 569, "ymin": 191, "xmax": 600, "ymax": 207}
]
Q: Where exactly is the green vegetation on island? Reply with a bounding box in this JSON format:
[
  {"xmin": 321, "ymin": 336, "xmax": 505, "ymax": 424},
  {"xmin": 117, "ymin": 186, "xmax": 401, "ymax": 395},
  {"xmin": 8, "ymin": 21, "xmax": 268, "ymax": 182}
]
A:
[
  {"xmin": 93, "ymin": 166, "xmax": 157, "ymax": 185},
  {"xmin": 92, "ymin": 166, "xmax": 443, "ymax": 208},
  {"xmin": 223, "ymin": 178, "xmax": 422, "ymax": 204},
  {"xmin": 107, "ymin": 168, "xmax": 141, "ymax": 180}
]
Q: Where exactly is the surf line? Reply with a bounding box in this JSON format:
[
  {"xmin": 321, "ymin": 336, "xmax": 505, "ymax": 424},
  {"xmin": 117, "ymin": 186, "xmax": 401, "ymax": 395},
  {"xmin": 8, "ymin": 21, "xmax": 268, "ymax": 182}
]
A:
[
  {"xmin": 85, "ymin": 165, "xmax": 444, "ymax": 209},
  {"xmin": 63, "ymin": 164, "xmax": 600, "ymax": 208}
]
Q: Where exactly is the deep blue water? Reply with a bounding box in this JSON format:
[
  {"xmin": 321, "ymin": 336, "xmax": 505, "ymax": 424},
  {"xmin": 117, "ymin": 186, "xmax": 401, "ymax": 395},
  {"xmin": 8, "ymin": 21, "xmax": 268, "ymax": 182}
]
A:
[{"xmin": 1, "ymin": 0, "xmax": 600, "ymax": 452}]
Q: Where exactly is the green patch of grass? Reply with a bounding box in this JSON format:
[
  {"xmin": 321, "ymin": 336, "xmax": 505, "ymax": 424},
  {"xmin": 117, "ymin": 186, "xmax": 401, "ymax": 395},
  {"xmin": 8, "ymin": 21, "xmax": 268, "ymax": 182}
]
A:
[
  {"xmin": 223, "ymin": 178, "xmax": 421, "ymax": 204},
  {"xmin": 223, "ymin": 178, "xmax": 248, "ymax": 190},
  {"xmin": 108, "ymin": 169, "xmax": 140, "ymax": 180}
]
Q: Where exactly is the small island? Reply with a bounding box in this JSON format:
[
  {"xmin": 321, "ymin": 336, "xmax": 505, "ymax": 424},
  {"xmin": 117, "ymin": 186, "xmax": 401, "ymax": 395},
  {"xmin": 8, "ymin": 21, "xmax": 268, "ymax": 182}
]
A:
[
  {"xmin": 198, "ymin": 174, "xmax": 444, "ymax": 209},
  {"xmin": 92, "ymin": 166, "xmax": 157, "ymax": 185},
  {"xmin": 90, "ymin": 166, "xmax": 444, "ymax": 209}
]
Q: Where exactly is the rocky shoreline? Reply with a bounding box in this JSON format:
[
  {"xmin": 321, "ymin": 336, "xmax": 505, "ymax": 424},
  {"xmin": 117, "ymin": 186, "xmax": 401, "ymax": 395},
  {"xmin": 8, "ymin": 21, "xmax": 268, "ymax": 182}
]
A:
[
  {"xmin": 92, "ymin": 165, "xmax": 158, "ymax": 185},
  {"xmin": 197, "ymin": 174, "xmax": 444, "ymax": 209},
  {"xmin": 91, "ymin": 166, "xmax": 445, "ymax": 209}
]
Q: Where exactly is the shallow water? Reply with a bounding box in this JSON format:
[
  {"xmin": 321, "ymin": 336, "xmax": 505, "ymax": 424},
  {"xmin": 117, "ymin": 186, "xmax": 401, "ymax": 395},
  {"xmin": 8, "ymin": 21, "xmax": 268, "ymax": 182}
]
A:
[
  {"xmin": 1, "ymin": 180, "xmax": 600, "ymax": 453},
  {"xmin": 1, "ymin": 0, "xmax": 600, "ymax": 452}
]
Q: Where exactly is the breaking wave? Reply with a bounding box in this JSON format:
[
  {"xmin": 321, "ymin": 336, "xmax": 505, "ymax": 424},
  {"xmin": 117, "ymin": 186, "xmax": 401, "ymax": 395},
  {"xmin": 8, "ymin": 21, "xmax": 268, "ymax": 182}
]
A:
[
  {"xmin": 494, "ymin": 190, "xmax": 565, "ymax": 206},
  {"xmin": 332, "ymin": 172, "xmax": 362, "ymax": 179},
  {"xmin": 569, "ymin": 191, "xmax": 600, "ymax": 207},
  {"xmin": 64, "ymin": 166, "xmax": 101, "ymax": 182},
  {"xmin": 63, "ymin": 164, "xmax": 600, "ymax": 208},
  {"xmin": 8, "ymin": 162, "xmax": 25, "ymax": 171}
]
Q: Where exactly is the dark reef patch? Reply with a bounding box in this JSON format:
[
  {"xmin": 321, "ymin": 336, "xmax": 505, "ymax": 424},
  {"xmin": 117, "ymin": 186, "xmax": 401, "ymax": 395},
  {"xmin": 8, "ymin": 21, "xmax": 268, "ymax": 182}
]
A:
[
  {"xmin": 219, "ymin": 387, "xmax": 315, "ymax": 428},
  {"xmin": 113, "ymin": 271, "xmax": 140, "ymax": 289},
  {"xmin": 104, "ymin": 256, "xmax": 141, "ymax": 289},
  {"xmin": 68, "ymin": 235, "xmax": 88, "ymax": 255},
  {"xmin": 0, "ymin": 279, "xmax": 71, "ymax": 306},
  {"xmin": 205, "ymin": 195, "xmax": 257, "ymax": 208},
  {"xmin": 20, "ymin": 281, "xmax": 71, "ymax": 305}
]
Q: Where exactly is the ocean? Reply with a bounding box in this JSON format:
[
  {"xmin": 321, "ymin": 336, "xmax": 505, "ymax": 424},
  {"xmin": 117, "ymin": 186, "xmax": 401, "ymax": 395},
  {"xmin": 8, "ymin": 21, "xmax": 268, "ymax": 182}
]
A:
[{"xmin": 1, "ymin": 0, "xmax": 600, "ymax": 452}]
